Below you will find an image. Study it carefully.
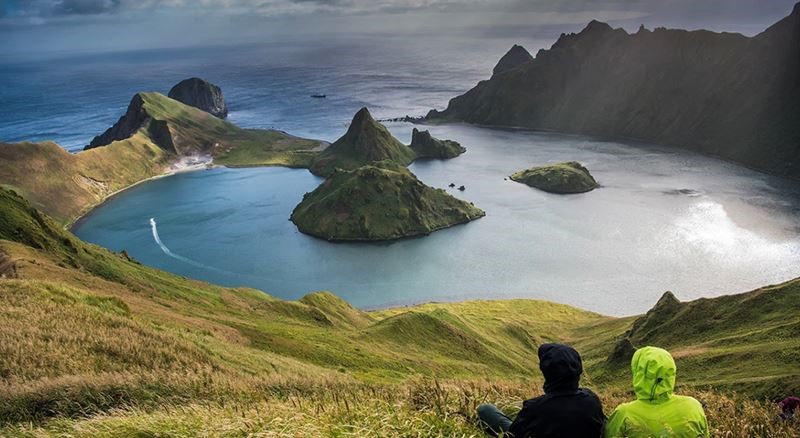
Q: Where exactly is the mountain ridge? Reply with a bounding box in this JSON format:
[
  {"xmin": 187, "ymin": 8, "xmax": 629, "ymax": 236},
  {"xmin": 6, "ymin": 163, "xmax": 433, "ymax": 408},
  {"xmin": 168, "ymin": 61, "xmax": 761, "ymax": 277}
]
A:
[{"xmin": 427, "ymin": 3, "xmax": 800, "ymax": 178}]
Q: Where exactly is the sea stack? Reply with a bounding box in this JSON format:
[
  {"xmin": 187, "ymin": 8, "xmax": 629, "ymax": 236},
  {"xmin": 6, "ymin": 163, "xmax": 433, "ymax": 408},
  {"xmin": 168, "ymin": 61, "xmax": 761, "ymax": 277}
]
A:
[
  {"xmin": 291, "ymin": 160, "xmax": 484, "ymax": 241},
  {"xmin": 511, "ymin": 162, "xmax": 599, "ymax": 194},
  {"xmin": 409, "ymin": 128, "xmax": 466, "ymax": 159},
  {"xmin": 168, "ymin": 77, "xmax": 228, "ymax": 118}
]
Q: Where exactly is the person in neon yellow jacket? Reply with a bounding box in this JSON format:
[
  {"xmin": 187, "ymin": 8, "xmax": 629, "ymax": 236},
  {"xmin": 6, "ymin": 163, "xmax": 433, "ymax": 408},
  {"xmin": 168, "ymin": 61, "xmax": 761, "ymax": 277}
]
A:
[{"xmin": 605, "ymin": 346, "xmax": 709, "ymax": 437}]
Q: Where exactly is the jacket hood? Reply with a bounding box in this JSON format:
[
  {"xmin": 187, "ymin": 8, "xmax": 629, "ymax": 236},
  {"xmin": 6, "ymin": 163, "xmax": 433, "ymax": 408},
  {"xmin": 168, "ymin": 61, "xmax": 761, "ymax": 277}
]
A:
[
  {"xmin": 631, "ymin": 346, "xmax": 676, "ymax": 402},
  {"xmin": 538, "ymin": 343, "xmax": 583, "ymax": 393}
]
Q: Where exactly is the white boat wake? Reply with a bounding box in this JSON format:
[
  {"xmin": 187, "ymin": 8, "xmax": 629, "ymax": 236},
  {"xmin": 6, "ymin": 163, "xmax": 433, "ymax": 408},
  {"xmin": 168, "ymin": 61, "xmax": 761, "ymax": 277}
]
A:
[{"xmin": 149, "ymin": 218, "xmax": 217, "ymax": 270}]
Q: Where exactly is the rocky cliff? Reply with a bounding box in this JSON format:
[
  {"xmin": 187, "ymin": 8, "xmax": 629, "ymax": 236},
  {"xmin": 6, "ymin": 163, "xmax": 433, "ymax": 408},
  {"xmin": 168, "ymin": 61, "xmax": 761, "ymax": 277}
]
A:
[
  {"xmin": 168, "ymin": 77, "xmax": 228, "ymax": 118},
  {"xmin": 428, "ymin": 3, "xmax": 800, "ymax": 178},
  {"xmin": 409, "ymin": 128, "xmax": 466, "ymax": 159}
]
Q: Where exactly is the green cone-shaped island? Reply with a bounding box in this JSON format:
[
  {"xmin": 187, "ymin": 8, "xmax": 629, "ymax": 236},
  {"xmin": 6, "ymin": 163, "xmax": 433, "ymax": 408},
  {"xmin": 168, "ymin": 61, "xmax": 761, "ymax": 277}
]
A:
[
  {"xmin": 291, "ymin": 161, "xmax": 484, "ymax": 241},
  {"xmin": 309, "ymin": 108, "xmax": 417, "ymax": 177},
  {"xmin": 511, "ymin": 161, "xmax": 599, "ymax": 194}
]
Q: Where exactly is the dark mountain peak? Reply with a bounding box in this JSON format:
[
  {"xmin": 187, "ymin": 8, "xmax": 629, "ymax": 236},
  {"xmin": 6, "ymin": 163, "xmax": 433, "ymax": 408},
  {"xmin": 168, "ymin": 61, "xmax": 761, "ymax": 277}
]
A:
[
  {"xmin": 583, "ymin": 19, "xmax": 614, "ymax": 35},
  {"xmin": 493, "ymin": 44, "xmax": 533, "ymax": 76},
  {"xmin": 85, "ymin": 93, "xmax": 149, "ymax": 150},
  {"xmin": 168, "ymin": 77, "xmax": 228, "ymax": 118}
]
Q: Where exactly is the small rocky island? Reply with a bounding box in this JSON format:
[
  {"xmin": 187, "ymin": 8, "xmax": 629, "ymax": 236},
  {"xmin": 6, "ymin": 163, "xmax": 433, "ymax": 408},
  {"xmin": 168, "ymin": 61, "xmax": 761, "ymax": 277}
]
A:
[
  {"xmin": 409, "ymin": 128, "xmax": 466, "ymax": 159},
  {"xmin": 291, "ymin": 160, "xmax": 484, "ymax": 241},
  {"xmin": 168, "ymin": 77, "xmax": 228, "ymax": 118},
  {"xmin": 511, "ymin": 161, "xmax": 599, "ymax": 194},
  {"xmin": 310, "ymin": 108, "xmax": 465, "ymax": 177}
]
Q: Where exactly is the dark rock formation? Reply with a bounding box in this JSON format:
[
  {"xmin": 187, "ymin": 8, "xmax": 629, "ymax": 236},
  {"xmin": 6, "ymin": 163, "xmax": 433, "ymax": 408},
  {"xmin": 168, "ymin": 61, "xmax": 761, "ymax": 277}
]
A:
[
  {"xmin": 309, "ymin": 108, "xmax": 416, "ymax": 177},
  {"xmin": 511, "ymin": 162, "xmax": 599, "ymax": 194},
  {"xmin": 409, "ymin": 128, "xmax": 466, "ymax": 159},
  {"xmin": 168, "ymin": 77, "xmax": 228, "ymax": 118},
  {"xmin": 291, "ymin": 160, "xmax": 484, "ymax": 241},
  {"xmin": 492, "ymin": 44, "xmax": 533, "ymax": 76},
  {"xmin": 428, "ymin": 3, "xmax": 800, "ymax": 178},
  {"xmin": 85, "ymin": 94, "xmax": 168, "ymax": 151}
]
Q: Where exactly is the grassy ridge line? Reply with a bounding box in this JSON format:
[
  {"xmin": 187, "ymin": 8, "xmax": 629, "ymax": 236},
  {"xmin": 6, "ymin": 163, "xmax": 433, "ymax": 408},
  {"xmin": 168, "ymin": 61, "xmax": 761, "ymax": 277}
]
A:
[{"xmin": 0, "ymin": 93, "xmax": 323, "ymax": 226}]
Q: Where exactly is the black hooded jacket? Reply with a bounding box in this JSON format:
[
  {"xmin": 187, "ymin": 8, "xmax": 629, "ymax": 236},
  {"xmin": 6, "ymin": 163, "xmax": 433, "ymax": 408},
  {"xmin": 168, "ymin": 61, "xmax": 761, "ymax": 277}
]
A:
[{"xmin": 508, "ymin": 343, "xmax": 605, "ymax": 438}]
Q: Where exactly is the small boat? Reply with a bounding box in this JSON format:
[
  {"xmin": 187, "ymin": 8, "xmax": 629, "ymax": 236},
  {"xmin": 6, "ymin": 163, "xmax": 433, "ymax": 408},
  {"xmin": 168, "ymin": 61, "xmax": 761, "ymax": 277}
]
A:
[{"xmin": 310, "ymin": 94, "xmax": 327, "ymax": 99}]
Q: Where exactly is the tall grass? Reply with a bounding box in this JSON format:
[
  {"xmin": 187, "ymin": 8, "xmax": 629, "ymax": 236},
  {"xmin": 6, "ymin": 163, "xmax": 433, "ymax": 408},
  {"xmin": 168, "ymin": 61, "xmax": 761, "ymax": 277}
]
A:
[{"xmin": 4, "ymin": 379, "xmax": 798, "ymax": 437}]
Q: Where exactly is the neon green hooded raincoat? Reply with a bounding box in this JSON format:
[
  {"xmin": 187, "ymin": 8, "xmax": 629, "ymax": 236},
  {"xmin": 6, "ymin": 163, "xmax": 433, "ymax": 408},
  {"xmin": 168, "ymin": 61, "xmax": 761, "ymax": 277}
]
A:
[{"xmin": 604, "ymin": 346, "xmax": 709, "ymax": 438}]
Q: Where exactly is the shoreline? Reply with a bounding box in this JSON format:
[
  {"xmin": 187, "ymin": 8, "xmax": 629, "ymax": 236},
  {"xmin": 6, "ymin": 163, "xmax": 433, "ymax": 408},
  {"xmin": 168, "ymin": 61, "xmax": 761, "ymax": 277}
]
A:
[{"xmin": 67, "ymin": 157, "xmax": 217, "ymax": 231}]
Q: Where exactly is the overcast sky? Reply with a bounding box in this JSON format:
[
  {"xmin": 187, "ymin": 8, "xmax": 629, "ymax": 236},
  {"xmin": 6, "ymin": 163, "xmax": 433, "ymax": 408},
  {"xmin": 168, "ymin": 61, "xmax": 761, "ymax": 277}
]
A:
[{"xmin": 2, "ymin": 0, "xmax": 797, "ymax": 58}]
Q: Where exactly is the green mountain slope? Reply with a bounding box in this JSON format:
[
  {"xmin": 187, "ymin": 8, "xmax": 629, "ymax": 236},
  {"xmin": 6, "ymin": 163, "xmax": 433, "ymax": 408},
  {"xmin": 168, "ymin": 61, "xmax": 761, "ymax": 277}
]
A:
[
  {"xmin": 0, "ymin": 93, "xmax": 322, "ymax": 225},
  {"xmin": 0, "ymin": 188, "xmax": 798, "ymax": 435},
  {"xmin": 291, "ymin": 161, "xmax": 484, "ymax": 241}
]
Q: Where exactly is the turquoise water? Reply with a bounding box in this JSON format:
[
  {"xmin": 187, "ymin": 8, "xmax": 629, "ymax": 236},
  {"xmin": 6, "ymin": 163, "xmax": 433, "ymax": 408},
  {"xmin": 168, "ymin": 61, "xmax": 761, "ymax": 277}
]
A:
[
  {"xmin": 5, "ymin": 39, "xmax": 800, "ymax": 315},
  {"xmin": 73, "ymin": 124, "xmax": 800, "ymax": 316}
]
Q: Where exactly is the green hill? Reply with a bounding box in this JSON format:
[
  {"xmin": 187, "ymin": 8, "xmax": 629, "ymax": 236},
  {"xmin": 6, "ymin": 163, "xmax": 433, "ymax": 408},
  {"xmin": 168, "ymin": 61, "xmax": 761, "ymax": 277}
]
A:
[
  {"xmin": 511, "ymin": 161, "xmax": 599, "ymax": 194},
  {"xmin": 0, "ymin": 92, "xmax": 322, "ymax": 225},
  {"xmin": 309, "ymin": 108, "xmax": 417, "ymax": 177},
  {"xmin": 291, "ymin": 161, "xmax": 485, "ymax": 241},
  {"xmin": 0, "ymin": 188, "xmax": 798, "ymax": 436}
]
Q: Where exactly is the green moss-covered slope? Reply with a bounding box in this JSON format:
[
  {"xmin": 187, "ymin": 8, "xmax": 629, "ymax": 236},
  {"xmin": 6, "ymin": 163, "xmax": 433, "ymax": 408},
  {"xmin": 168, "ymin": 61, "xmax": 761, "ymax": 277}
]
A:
[
  {"xmin": 0, "ymin": 92, "xmax": 322, "ymax": 225},
  {"xmin": 291, "ymin": 161, "xmax": 484, "ymax": 241},
  {"xmin": 511, "ymin": 161, "xmax": 599, "ymax": 194},
  {"xmin": 409, "ymin": 128, "xmax": 466, "ymax": 159},
  {"xmin": 309, "ymin": 108, "xmax": 417, "ymax": 177}
]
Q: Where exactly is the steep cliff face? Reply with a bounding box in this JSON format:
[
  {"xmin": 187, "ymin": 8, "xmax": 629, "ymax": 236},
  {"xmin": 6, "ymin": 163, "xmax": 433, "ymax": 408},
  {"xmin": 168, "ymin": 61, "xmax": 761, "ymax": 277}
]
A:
[
  {"xmin": 168, "ymin": 77, "xmax": 228, "ymax": 118},
  {"xmin": 86, "ymin": 94, "xmax": 173, "ymax": 152},
  {"xmin": 428, "ymin": 4, "xmax": 800, "ymax": 178}
]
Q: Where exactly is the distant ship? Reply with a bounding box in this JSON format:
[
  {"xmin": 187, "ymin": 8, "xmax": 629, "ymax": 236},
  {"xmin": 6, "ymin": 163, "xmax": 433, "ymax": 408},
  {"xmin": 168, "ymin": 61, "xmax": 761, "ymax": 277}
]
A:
[{"xmin": 310, "ymin": 94, "xmax": 326, "ymax": 99}]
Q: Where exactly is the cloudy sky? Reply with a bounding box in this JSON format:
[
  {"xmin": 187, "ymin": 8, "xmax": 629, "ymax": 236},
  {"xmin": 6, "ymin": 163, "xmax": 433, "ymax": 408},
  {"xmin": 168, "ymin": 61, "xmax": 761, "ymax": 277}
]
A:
[{"xmin": 2, "ymin": 0, "xmax": 797, "ymax": 58}]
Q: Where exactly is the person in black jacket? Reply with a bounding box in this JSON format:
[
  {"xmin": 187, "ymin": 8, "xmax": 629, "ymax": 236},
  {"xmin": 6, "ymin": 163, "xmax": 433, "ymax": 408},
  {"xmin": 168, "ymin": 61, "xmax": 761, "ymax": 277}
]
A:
[{"xmin": 477, "ymin": 343, "xmax": 605, "ymax": 437}]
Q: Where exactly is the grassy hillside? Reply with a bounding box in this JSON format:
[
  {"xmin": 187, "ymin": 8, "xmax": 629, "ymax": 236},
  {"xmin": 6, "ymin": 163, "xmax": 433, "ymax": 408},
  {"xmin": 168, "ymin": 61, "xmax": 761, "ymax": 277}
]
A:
[
  {"xmin": 0, "ymin": 93, "xmax": 322, "ymax": 225},
  {"xmin": 0, "ymin": 188, "xmax": 798, "ymax": 436},
  {"xmin": 291, "ymin": 161, "xmax": 484, "ymax": 241}
]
